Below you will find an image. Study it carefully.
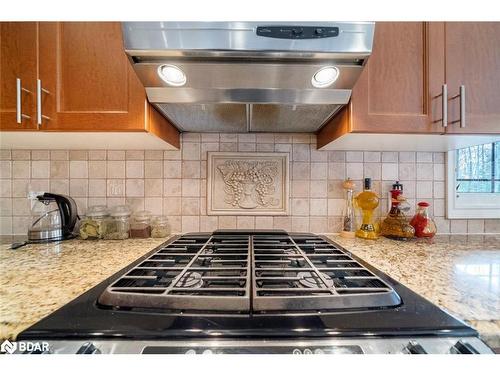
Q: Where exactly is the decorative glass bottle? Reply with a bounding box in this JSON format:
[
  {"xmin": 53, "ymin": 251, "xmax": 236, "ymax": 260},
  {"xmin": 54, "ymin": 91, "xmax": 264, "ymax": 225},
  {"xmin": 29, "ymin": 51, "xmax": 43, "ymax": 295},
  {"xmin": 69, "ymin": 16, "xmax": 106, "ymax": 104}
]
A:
[
  {"xmin": 354, "ymin": 178, "xmax": 380, "ymax": 240},
  {"xmin": 410, "ymin": 202, "xmax": 437, "ymax": 238},
  {"xmin": 340, "ymin": 178, "xmax": 356, "ymax": 238},
  {"xmin": 380, "ymin": 181, "xmax": 415, "ymax": 241}
]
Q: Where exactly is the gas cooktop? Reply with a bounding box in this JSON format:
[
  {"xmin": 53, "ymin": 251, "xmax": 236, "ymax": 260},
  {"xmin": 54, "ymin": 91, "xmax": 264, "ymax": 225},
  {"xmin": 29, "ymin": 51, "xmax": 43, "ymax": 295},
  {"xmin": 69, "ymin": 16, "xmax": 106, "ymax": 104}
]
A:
[
  {"xmin": 17, "ymin": 230, "xmax": 493, "ymax": 354},
  {"xmin": 98, "ymin": 230, "xmax": 401, "ymax": 313}
]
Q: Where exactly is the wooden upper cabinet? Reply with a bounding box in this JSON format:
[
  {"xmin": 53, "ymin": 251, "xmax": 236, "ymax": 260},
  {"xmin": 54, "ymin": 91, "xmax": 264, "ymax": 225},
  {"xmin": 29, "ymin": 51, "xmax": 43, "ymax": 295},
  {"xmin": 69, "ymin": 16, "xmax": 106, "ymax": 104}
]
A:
[
  {"xmin": 0, "ymin": 22, "xmax": 179, "ymax": 148},
  {"xmin": 351, "ymin": 22, "xmax": 445, "ymax": 133},
  {"xmin": 444, "ymin": 22, "xmax": 500, "ymax": 134},
  {"xmin": 318, "ymin": 22, "xmax": 446, "ymax": 147},
  {"xmin": 38, "ymin": 22, "xmax": 146, "ymax": 131},
  {"xmin": 0, "ymin": 22, "xmax": 38, "ymax": 130}
]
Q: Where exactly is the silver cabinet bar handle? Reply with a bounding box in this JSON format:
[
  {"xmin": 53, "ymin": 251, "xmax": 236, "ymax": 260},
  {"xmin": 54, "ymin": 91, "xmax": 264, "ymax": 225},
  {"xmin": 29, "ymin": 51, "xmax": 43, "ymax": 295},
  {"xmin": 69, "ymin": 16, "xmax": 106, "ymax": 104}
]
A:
[
  {"xmin": 442, "ymin": 84, "xmax": 448, "ymax": 128},
  {"xmin": 36, "ymin": 79, "xmax": 51, "ymax": 126},
  {"xmin": 459, "ymin": 85, "xmax": 465, "ymax": 128},
  {"xmin": 450, "ymin": 85, "xmax": 466, "ymax": 128},
  {"xmin": 16, "ymin": 78, "xmax": 21, "ymax": 123},
  {"xmin": 16, "ymin": 78, "xmax": 32, "ymax": 124}
]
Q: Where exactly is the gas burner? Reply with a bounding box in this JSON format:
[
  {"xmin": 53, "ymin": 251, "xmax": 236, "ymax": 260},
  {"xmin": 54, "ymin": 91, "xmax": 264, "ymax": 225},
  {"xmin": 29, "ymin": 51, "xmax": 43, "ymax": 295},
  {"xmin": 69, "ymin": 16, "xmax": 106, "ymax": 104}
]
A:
[
  {"xmin": 176, "ymin": 272, "xmax": 203, "ymax": 288},
  {"xmin": 297, "ymin": 272, "xmax": 334, "ymax": 289}
]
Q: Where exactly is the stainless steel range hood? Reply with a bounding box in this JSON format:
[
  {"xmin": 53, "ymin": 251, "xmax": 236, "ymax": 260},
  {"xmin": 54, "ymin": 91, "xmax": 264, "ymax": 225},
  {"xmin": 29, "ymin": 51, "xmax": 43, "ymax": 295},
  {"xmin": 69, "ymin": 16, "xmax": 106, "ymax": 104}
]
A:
[{"xmin": 122, "ymin": 22, "xmax": 375, "ymax": 133}]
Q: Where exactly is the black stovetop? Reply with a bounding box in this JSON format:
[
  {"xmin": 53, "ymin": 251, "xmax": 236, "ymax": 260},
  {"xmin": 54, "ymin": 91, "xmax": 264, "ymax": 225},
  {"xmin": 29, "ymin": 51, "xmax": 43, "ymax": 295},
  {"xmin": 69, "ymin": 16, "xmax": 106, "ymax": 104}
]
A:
[{"xmin": 19, "ymin": 231, "xmax": 477, "ymax": 341}]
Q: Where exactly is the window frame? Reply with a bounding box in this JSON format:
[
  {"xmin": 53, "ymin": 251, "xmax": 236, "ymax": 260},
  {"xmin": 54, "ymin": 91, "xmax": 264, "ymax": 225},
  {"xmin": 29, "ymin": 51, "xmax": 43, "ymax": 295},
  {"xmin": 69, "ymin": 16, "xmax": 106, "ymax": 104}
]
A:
[{"xmin": 446, "ymin": 145, "xmax": 500, "ymax": 219}]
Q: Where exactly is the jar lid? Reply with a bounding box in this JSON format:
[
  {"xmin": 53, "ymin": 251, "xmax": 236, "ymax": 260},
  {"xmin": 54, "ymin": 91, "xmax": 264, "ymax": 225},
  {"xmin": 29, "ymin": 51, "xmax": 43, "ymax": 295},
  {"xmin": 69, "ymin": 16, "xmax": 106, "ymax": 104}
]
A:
[
  {"xmin": 417, "ymin": 201, "xmax": 430, "ymax": 207},
  {"xmin": 109, "ymin": 205, "xmax": 132, "ymax": 217},
  {"xmin": 152, "ymin": 215, "xmax": 169, "ymax": 224},
  {"xmin": 132, "ymin": 210, "xmax": 152, "ymax": 221},
  {"xmin": 86, "ymin": 205, "xmax": 109, "ymax": 217}
]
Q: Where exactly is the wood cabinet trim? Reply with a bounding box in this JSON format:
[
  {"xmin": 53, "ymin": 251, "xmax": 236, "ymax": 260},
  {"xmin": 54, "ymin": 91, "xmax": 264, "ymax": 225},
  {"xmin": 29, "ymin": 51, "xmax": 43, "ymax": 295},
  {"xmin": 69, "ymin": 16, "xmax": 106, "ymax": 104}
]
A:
[
  {"xmin": 146, "ymin": 103, "xmax": 181, "ymax": 149},
  {"xmin": 317, "ymin": 104, "xmax": 352, "ymax": 149}
]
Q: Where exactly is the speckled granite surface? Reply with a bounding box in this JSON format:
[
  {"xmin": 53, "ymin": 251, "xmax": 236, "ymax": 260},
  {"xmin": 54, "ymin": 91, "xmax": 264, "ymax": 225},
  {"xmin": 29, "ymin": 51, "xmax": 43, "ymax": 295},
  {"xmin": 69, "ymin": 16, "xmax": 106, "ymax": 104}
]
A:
[
  {"xmin": 1, "ymin": 234, "xmax": 499, "ymax": 349},
  {"xmin": 0, "ymin": 237, "xmax": 168, "ymax": 340},
  {"xmin": 328, "ymin": 234, "xmax": 500, "ymax": 349}
]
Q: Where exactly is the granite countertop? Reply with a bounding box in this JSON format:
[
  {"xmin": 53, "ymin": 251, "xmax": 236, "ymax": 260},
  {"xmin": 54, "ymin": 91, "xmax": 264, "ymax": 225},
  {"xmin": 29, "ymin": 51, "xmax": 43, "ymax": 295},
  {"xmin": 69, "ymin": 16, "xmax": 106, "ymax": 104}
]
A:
[
  {"xmin": 0, "ymin": 237, "xmax": 168, "ymax": 340},
  {"xmin": 1, "ymin": 234, "xmax": 499, "ymax": 349},
  {"xmin": 328, "ymin": 234, "xmax": 500, "ymax": 349}
]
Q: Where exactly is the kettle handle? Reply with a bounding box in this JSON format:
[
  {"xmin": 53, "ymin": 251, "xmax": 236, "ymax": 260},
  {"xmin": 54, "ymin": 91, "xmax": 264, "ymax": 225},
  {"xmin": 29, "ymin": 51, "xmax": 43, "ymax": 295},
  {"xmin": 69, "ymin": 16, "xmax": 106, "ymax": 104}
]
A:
[{"xmin": 39, "ymin": 193, "xmax": 78, "ymax": 237}]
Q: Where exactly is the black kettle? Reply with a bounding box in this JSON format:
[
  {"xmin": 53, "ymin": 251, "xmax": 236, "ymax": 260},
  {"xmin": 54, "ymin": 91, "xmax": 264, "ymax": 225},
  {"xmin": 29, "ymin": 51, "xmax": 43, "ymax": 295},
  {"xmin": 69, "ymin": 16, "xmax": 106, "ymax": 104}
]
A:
[{"xmin": 28, "ymin": 192, "xmax": 79, "ymax": 242}]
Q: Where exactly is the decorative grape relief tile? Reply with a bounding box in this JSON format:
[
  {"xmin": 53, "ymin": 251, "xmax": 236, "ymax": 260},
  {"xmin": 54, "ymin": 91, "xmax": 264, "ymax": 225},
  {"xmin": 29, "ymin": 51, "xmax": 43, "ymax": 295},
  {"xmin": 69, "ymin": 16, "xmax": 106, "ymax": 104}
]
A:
[{"xmin": 207, "ymin": 152, "xmax": 289, "ymax": 215}]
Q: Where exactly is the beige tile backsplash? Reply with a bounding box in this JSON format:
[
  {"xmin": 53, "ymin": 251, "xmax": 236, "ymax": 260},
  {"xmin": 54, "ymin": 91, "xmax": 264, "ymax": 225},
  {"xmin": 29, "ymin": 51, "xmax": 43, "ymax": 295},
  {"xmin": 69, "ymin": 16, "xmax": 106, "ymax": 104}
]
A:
[{"xmin": 1, "ymin": 132, "xmax": 499, "ymax": 235}]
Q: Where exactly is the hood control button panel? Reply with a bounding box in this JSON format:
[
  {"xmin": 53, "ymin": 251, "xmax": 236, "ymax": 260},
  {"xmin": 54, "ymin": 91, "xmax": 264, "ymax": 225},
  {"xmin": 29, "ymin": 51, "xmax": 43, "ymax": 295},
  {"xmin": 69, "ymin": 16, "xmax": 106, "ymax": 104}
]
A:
[{"xmin": 256, "ymin": 26, "xmax": 339, "ymax": 39}]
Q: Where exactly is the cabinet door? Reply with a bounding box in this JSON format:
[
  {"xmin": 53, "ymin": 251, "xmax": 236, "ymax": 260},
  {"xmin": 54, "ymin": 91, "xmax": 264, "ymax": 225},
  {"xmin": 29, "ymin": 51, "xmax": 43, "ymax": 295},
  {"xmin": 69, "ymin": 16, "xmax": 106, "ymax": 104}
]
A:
[
  {"xmin": 350, "ymin": 22, "xmax": 445, "ymax": 134},
  {"xmin": 445, "ymin": 22, "xmax": 500, "ymax": 134},
  {"xmin": 0, "ymin": 22, "xmax": 38, "ymax": 130},
  {"xmin": 38, "ymin": 22, "xmax": 146, "ymax": 131}
]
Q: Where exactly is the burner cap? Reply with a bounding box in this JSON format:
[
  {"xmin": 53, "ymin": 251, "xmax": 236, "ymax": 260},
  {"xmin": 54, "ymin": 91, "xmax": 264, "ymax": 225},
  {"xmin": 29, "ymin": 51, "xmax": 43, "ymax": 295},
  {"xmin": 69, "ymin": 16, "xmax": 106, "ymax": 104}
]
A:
[
  {"xmin": 297, "ymin": 272, "xmax": 334, "ymax": 289},
  {"xmin": 177, "ymin": 272, "xmax": 203, "ymax": 288}
]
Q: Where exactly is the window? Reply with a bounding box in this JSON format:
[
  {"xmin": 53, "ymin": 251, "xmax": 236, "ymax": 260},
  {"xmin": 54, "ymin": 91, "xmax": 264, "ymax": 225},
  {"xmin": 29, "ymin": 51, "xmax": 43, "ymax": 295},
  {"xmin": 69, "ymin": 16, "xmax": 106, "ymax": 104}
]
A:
[
  {"xmin": 456, "ymin": 142, "xmax": 499, "ymax": 193},
  {"xmin": 447, "ymin": 142, "xmax": 500, "ymax": 219}
]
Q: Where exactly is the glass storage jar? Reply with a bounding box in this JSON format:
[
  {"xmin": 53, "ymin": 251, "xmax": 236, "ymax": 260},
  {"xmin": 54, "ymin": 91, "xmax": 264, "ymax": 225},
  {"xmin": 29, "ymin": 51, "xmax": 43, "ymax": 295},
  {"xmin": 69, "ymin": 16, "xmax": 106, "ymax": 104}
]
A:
[
  {"xmin": 102, "ymin": 205, "xmax": 131, "ymax": 240},
  {"xmin": 151, "ymin": 215, "xmax": 170, "ymax": 238},
  {"xmin": 130, "ymin": 211, "xmax": 152, "ymax": 238},
  {"xmin": 79, "ymin": 205, "xmax": 109, "ymax": 240}
]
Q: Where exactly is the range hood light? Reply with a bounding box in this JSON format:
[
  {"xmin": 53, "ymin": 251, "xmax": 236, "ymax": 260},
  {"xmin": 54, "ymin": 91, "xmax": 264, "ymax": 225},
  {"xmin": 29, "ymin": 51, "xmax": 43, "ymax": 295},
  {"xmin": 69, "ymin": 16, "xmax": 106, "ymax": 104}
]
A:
[
  {"xmin": 312, "ymin": 66, "xmax": 339, "ymax": 88},
  {"xmin": 158, "ymin": 64, "xmax": 186, "ymax": 86}
]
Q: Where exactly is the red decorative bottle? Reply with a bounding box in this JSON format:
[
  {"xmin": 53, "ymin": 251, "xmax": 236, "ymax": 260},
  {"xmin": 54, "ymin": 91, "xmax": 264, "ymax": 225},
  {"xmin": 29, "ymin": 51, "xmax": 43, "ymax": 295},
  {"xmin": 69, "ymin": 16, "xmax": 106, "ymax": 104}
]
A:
[{"xmin": 410, "ymin": 202, "xmax": 437, "ymax": 238}]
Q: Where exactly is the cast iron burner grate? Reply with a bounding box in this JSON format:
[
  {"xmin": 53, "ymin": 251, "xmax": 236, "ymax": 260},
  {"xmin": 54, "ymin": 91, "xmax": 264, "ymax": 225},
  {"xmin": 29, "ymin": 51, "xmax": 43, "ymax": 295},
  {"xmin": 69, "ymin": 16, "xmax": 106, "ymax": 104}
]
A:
[{"xmin": 98, "ymin": 232, "xmax": 401, "ymax": 312}]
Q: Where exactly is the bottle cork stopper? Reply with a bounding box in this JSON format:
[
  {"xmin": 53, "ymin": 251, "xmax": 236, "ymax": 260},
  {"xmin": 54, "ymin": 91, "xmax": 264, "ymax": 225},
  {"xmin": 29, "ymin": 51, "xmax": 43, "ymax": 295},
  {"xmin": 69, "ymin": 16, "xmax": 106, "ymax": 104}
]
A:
[{"xmin": 342, "ymin": 178, "xmax": 356, "ymax": 190}]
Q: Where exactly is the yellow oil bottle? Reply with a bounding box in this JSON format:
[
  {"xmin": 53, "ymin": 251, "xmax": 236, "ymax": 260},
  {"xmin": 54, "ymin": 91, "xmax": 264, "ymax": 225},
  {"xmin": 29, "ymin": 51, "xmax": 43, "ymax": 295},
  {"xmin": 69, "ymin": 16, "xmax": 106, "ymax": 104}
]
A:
[{"xmin": 355, "ymin": 178, "xmax": 379, "ymax": 240}]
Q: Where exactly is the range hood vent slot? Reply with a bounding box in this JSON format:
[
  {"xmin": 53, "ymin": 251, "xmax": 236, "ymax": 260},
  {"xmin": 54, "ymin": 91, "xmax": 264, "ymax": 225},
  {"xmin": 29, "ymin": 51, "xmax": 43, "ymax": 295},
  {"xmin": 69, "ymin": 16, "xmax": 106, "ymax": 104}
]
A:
[
  {"xmin": 250, "ymin": 104, "xmax": 342, "ymax": 133},
  {"xmin": 154, "ymin": 104, "xmax": 247, "ymax": 133},
  {"xmin": 155, "ymin": 103, "xmax": 343, "ymax": 133}
]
